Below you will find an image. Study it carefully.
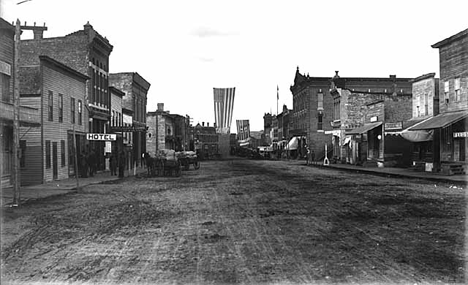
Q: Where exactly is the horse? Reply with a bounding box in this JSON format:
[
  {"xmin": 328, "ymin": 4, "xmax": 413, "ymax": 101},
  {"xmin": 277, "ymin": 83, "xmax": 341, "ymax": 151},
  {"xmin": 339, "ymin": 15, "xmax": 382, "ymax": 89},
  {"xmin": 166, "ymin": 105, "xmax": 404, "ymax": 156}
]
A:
[{"xmin": 143, "ymin": 152, "xmax": 155, "ymax": 176}]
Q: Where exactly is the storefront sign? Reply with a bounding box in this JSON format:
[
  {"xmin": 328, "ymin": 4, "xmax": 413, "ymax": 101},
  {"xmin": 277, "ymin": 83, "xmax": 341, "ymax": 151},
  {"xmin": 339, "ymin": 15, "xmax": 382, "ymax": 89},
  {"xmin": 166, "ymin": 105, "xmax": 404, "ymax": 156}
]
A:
[
  {"xmin": 0, "ymin": 60, "xmax": 11, "ymax": 76},
  {"xmin": 86, "ymin": 133, "xmax": 117, "ymax": 141},
  {"xmin": 453, "ymin": 132, "xmax": 468, "ymax": 138},
  {"xmin": 385, "ymin": 122, "xmax": 402, "ymax": 130},
  {"xmin": 370, "ymin": 116, "xmax": 378, "ymax": 122}
]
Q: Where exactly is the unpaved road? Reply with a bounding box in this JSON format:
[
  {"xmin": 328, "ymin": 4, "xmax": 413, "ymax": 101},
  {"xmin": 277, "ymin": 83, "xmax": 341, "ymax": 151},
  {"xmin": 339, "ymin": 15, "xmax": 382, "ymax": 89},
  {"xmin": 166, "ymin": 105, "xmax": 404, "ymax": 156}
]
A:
[{"xmin": 1, "ymin": 159, "xmax": 466, "ymax": 284}]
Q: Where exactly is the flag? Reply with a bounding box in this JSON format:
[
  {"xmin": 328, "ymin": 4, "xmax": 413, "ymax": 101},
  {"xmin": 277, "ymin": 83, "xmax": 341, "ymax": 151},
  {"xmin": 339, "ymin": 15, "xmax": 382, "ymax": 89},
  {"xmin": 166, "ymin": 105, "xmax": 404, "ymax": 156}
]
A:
[{"xmin": 213, "ymin": 87, "xmax": 236, "ymax": 134}]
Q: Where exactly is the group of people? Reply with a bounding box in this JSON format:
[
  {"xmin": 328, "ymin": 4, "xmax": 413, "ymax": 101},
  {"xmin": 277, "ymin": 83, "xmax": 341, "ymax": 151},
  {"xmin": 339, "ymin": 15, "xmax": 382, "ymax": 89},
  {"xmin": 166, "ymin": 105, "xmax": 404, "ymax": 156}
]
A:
[
  {"xmin": 79, "ymin": 149, "xmax": 126, "ymax": 178},
  {"xmin": 79, "ymin": 149, "xmax": 96, "ymax": 178}
]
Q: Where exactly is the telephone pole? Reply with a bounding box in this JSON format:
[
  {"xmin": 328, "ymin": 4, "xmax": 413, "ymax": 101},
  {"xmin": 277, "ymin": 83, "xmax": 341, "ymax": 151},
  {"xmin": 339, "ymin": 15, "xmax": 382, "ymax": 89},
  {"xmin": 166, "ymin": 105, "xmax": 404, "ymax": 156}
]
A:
[{"xmin": 12, "ymin": 19, "xmax": 21, "ymax": 206}]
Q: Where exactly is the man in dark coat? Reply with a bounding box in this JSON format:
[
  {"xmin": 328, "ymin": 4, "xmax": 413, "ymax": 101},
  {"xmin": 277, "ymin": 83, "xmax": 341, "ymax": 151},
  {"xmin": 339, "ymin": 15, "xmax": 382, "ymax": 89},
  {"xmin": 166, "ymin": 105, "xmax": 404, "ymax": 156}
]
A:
[
  {"xmin": 109, "ymin": 153, "xmax": 117, "ymax": 176},
  {"xmin": 88, "ymin": 149, "xmax": 96, "ymax": 177},
  {"xmin": 118, "ymin": 150, "xmax": 126, "ymax": 178}
]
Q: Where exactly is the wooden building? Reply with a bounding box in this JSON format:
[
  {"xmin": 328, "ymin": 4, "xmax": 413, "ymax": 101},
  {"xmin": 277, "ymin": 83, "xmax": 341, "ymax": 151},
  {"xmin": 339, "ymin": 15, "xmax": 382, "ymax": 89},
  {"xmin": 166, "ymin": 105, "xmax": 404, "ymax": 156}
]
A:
[
  {"xmin": 409, "ymin": 28, "xmax": 468, "ymax": 174},
  {"xmin": 19, "ymin": 22, "xmax": 113, "ymax": 172},
  {"xmin": 0, "ymin": 18, "xmax": 40, "ymax": 188},
  {"xmin": 19, "ymin": 56, "xmax": 88, "ymax": 184}
]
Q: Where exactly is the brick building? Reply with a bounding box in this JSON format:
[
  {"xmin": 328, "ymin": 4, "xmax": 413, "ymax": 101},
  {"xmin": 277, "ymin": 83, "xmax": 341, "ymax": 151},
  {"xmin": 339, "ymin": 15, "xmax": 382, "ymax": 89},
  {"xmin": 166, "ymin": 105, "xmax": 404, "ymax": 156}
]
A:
[
  {"xmin": 19, "ymin": 56, "xmax": 89, "ymax": 184},
  {"xmin": 146, "ymin": 103, "xmax": 190, "ymax": 155},
  {"xmin": 291, "ymin": 68, "xmax": 413, "ymax": 162},
  {"xmin": 399, "ymin": 73, "xmax": 440, "ymax": 170},
  {"xmin": 262, "ymin": 113, "xmax": 273, "ymax": 145},
  {"xmin": 109, "ymin": 72, "xmax": 151, "ymax": 167},
  {"xmin": 19, "ymin": 22, "xmax": 114, "ymax": 171},
  {"xmin": 109, "ymin": 86, "xmax": 124, "ymax": 159},
  {"xmin": 410, "ymin": 28, "xmax": 468, "ymax": 174},
  {"xmin": 0, "ymin": 19, "xmax": 40, "ymax": 188}
]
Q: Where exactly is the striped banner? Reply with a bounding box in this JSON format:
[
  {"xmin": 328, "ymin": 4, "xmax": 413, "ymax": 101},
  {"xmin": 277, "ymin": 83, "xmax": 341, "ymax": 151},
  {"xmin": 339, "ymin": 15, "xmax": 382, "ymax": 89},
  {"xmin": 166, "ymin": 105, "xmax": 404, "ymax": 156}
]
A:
[
  {"xmin": 236, "ymin": 119, "xmax": 250, "ymax": 141},
  {"xmin": 213, "ymin": 87, "xmax": 235, "ymax": 134}
]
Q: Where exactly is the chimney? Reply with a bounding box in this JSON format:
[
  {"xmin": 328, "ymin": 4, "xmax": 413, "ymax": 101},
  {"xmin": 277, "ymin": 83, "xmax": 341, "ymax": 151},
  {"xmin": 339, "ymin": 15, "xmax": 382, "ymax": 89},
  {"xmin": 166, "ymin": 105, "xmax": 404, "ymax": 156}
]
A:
[
  {"xmin": 207, "ymin": 122, "xmax": 209, "ymax": 127},
  {"xmin": 20, "ymin": 22, "xmax": 47, "ymax": 40},
  {"xmin": 84, "ymin": 21, "xmax": 93, "ymax": 31},
  {"xmin": 157, "ymin": 103, "xmax": 164, "ymax": 111},
  {"xmin": 202, "ymin": 122, "xmax": 205, "ymax": 127}
]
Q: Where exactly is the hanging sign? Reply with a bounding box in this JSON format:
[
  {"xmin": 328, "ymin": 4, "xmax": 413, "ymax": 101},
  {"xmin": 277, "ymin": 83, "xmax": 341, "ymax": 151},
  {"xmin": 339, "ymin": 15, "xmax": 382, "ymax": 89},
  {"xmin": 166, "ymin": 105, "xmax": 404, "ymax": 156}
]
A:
[{"xmin": 86, "ymin": 133, "xmax": 117, "ymax": 141}]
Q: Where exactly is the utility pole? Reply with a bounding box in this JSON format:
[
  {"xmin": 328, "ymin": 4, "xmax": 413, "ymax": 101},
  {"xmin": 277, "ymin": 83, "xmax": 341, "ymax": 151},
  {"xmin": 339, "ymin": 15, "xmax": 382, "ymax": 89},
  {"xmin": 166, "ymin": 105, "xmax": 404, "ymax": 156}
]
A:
[{"xmin": 12, "ymin": 19, "xmax": 21, "ymax": 206}]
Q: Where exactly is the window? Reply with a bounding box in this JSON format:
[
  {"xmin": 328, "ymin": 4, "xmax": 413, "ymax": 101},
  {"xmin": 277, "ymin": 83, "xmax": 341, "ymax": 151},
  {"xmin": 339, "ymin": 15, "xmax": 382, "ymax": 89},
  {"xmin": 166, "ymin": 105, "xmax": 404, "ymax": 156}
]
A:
[
  {"xmin": 1, "ymin": 73, "xmax": 11, "ymax": 102},
  {"xmin": 424, "ymin": 93, "xmax": 429, "ymax": 115},
  {"xmin": 48, "ymin": 91, "xmax": 53, "ymax": 121},
  {"xmin": 71, "ymin": 98, "xmax": 75, "ymax": 124},
  {"xmin": 444, "ymin": 81, "xmax": 450, "ymax": 104},
  {"xmin": 333, "ymin": 97, "xmax": 341, "ymax": 121},
  {"xmin": 454, "ymin": 78, "xmax": 461, "ymax": 102},
  {"xmin": 45, "ymin": 140, "xmax": 51, "ymax": 169},
  {"xmin": 318, "ymin": 111, "xmax": 323, "ymax": 131},
  {"xmin": 61, "ymin": 140, "xmax": 66, "ymax": 167},
  {"xmin": 20, "ymin": 140, "xmax": 26, "ymax": 168},
  {"xmin": 318, "ymin": 92, "xmax": 323, "ymax": 110},
  {"xmin": 78, "ymin": 100, "xmax": 82, "ymax": 125},
  {"xmin": 58, "ymin": 94, "xmax": 63, "ymax": 122}
]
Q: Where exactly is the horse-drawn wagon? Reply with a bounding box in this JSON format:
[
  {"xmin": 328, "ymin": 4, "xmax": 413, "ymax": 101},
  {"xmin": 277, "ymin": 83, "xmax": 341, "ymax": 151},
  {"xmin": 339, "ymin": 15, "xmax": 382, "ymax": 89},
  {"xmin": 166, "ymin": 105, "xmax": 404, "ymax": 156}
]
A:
[
  {"xmin": 176, "ymin": 151, "xmax": 200, "ymax": 171},
  {"xmin": 144, "ymin": 150, "xmax": 181, "ymax": 177}
]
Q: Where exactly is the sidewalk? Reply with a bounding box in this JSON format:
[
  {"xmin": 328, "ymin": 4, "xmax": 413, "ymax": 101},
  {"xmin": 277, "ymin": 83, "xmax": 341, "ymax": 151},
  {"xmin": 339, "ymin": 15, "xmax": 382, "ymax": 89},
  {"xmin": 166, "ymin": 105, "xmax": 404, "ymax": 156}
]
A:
[
  {"xmin": 1, "ymin": 167, "xmax": 147, "ymax": 207},
  {"xmin": 302, "ymin": 161, "xmax": 467, "ymax": 185}
]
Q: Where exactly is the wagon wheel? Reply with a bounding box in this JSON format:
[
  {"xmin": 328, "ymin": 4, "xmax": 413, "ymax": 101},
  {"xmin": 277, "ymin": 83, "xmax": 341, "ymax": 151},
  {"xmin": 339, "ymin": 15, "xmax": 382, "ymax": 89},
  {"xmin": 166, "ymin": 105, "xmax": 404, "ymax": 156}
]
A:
[{"xmin": 193, "ymin": 160, "xmax": 200, "ymax": 170}]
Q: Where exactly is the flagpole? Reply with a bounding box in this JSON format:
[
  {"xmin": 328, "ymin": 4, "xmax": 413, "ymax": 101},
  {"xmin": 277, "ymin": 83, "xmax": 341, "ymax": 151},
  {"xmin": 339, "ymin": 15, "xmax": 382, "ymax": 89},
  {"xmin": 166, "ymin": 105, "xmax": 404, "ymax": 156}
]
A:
[{"xmin": 276, "ymin": 85, "xmax": 279, "ymax": 116}]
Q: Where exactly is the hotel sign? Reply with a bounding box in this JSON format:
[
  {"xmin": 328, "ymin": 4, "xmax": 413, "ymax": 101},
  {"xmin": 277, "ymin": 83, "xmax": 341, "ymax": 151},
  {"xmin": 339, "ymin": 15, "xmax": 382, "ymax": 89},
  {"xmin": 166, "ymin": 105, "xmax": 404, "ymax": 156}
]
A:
[
  {"xmin": 86, "ymin": 133, "xmax": 117, "ymax": 141},
  {"xmin": 453, "ymin": 132, "xmax": 468, "ymax": 138}
]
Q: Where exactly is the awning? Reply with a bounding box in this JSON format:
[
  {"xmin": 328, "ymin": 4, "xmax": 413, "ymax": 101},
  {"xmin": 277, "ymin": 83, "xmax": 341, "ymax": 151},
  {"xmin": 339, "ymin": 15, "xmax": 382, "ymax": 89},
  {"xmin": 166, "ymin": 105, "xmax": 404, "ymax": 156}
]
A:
[
  {"xmin": 286, "ymin": 137, "xmax": 298, "ymax": 150},
  {"xmin": 347, "ymin": 122, "xmax": 382, "ymax": 135},
  {"xmin": 400, "ymin": 130, "xmax": 434, "ymax": 142},
  {"xmin": 409, "ymin": 110, "xmax": 468, "ymax": 130},
  {"xmin": 343, "ymin": 136, "xmax": 351, "ymax": 145}
]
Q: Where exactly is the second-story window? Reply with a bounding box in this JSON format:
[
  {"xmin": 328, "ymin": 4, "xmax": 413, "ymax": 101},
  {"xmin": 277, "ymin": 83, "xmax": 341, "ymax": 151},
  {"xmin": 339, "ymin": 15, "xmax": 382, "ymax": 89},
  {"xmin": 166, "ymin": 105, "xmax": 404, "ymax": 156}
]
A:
[
  {"xmin": 71, "ymin": 97, "xmax": 75, "ymax": 124},
  {"xmin": 318, "ymin": 111, "xmax": 323, "ymax": 131},
  {"xmin": 78, "ymin": 100, "xmax": 82, "ymax": 125},
  {"xmin": 424, "ymin": 93, "xmax": 429, "ymax": 115},
  {"xmin": 48, "ymin": 91, "xmax": 53, "ymax": 121},
  {"xmin": 444, "ymin": 81, "xmax": 450, "ymax": 104},
  {"xmin": 58, "ymin": 94, "xmax": 63, "ymax": 122},
  {"xmin": 455, "ymin": 78, "xmax": 461, "ymax": 102},
  {"xmin": 318, "ymin": 91, "xmax": 324, "ymax": 110}
]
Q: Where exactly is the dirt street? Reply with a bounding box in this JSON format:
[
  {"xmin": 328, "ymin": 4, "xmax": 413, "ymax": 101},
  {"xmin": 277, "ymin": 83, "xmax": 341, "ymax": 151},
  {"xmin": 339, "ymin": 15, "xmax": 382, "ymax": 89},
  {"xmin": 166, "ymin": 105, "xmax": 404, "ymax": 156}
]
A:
[{"xmin": 1, "ymin": 159, "xmax": 466, "ymax": 284}]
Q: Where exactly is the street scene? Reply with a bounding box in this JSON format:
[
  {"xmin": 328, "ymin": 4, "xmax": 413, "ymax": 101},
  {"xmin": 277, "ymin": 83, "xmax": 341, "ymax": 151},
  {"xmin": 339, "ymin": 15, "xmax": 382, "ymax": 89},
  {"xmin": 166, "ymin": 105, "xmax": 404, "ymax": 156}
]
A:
[
  {"xmin": 1, "ymin": 159, "xmax": 466, "ymax": 284},
  {"xmin": 1, "ymin": 1, "xmax": 468, "ymax": 285}
]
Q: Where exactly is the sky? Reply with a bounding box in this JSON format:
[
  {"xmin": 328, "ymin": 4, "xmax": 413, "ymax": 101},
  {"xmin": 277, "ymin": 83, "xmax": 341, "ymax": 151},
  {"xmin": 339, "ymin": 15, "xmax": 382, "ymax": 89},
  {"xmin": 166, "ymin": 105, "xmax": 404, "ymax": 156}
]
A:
[{"xmin": 2, "ymin": 0, "xmax": 468, "ymax": 132}]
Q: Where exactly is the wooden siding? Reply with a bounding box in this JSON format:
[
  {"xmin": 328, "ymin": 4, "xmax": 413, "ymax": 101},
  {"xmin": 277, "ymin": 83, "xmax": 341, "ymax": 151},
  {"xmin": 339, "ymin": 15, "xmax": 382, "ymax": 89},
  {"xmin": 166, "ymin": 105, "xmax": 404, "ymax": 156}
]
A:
[{"xmin": 41, "ymin": 61, "xmax": 88, "ymax": 182}]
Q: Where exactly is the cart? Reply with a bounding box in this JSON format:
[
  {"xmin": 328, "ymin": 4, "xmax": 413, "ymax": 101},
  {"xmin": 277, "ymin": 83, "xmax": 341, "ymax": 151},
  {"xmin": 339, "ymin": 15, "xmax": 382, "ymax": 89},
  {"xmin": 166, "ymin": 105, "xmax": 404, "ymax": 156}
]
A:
[
  {"xmin": 176, "ymin": 151, "xmax": 200, "ymax": 171},
  {"xmin": 149, "ymin": 149, "xmax": 182, "ymax": 177}
]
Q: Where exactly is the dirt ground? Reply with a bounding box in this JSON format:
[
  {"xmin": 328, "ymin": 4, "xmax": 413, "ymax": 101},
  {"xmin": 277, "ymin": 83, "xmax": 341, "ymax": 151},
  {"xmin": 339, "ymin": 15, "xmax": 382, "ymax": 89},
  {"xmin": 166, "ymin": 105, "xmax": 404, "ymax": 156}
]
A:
[{"xmin": 1, "ymin": 159, "xmax": 466, "ymax": 284}]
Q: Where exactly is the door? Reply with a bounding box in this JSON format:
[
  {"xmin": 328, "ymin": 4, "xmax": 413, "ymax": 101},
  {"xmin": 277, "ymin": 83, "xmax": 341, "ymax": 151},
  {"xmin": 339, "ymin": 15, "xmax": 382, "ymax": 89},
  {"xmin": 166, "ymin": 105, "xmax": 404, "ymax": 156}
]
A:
[{"xmin": 52, "ymin": 142, "xmax": 58, "ymax": 180}]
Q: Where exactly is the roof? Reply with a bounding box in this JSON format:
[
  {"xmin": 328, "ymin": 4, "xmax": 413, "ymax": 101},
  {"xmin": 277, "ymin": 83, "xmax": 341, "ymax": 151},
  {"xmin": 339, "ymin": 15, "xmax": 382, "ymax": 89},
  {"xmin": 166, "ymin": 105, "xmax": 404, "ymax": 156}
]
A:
[
  {"xmin": 347, "ymin": 122, "xmax": 382, "ymax": 135},
  {"xmin": 39, "ymin": 55, "xmax": 89, "ymax": 81},
  {"xmin": 432, "ymin": 28, "xmax": 468, "ymax": 48},
  {"xmin": 409, "ymin": 110, "xmax": 468, "ymax": 130}
]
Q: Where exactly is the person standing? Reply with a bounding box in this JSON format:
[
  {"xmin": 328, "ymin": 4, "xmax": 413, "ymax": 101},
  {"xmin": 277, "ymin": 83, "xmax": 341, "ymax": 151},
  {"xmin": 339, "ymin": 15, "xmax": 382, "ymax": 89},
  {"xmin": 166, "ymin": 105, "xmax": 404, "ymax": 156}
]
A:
[
  {"xmin": 118, "ymin": 150, "xmax": 126, "ymax": 178},
  {"xmin": 80, "ymin": 151, "xmax": 88, "ymax": 178},
  {"xmin": 88, "ymin": 149, "xmax": 96, "ymax": 177},
  {"xmin": 109, "ymin": 153, "xmax": 117, "ymax": 176}
]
